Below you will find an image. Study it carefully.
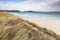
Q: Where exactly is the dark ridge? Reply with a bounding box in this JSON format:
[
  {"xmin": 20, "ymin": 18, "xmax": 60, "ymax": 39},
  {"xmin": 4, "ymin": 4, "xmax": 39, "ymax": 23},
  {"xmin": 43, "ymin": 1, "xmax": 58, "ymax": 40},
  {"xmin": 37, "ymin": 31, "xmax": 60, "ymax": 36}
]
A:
[{"xmin": 0, "ymin": 10, "xmax": 20, "ymax": 12}]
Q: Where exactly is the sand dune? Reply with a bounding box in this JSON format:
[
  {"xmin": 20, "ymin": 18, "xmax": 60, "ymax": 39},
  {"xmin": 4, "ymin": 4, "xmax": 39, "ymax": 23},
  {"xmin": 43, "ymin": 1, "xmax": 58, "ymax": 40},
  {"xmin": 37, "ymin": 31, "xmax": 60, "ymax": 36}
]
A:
[{"xmin": 0, "ymin": 12, "xmax": 58, "ymax": 40}]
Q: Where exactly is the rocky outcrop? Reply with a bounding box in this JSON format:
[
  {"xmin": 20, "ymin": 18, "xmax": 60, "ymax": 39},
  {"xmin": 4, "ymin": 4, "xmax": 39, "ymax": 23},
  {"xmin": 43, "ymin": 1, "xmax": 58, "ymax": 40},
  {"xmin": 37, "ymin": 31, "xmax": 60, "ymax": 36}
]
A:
[{"xmin": 0, "ymin": 12, "xmax": 57, "ymax": 40}]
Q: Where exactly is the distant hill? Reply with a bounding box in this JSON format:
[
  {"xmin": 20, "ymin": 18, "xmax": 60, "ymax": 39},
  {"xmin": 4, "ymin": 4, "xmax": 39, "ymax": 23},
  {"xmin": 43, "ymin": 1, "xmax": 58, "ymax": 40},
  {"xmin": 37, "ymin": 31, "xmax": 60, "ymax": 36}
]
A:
[
  {"xmin": 0, "ymin": 10, "xmax": 20, "ymax": 12},
  {"xmin": 24, "ymin": 10, "xmax": 35, "ymax": 12},
  {"xmin": 0, "ymin": 12, "xmax": 58, "ymax": 40},
  {"xmin": 1, "ymin": 10, "xmax": 59, "ymax": 12}
]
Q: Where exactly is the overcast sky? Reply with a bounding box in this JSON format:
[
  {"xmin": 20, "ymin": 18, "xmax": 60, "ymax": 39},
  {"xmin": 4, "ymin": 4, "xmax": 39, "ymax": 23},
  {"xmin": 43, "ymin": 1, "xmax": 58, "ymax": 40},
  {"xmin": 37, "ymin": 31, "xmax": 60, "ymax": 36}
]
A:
[{"xmin": 0, "ymin": 0, "xmax": 60, "ymax": 11}]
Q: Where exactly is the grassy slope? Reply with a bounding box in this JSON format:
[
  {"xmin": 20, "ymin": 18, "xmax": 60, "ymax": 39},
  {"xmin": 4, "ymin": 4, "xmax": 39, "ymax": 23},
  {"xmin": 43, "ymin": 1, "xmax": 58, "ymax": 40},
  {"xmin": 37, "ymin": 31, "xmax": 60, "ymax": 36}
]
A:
[
  {"xmin": 57, "ymin": 35, "xmax": 60, "ymax": 40},
  {"xmin": 0, "ymin": 12, "xmax": 57, "ymax": 40}
]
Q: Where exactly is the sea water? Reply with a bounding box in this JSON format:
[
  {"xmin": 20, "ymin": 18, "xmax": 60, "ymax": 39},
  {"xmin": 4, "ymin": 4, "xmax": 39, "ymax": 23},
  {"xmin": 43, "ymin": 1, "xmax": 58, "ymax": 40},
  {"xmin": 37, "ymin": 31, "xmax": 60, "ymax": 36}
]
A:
[
  {"xmin": 10, "ymin": 12, "xmax": 60, "ymax": 34},
  {"xmin": 10, "ymin": 12, "xmax": 60, "ymax": 20}
]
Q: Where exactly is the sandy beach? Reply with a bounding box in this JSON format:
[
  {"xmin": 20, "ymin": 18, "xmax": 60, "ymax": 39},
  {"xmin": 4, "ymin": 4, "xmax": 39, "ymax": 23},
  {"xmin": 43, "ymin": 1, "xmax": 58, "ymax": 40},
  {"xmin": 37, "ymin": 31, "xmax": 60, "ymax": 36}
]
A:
[{"xmin": 18, "ymin": 15, "xmax": 60, "ymax": 35}]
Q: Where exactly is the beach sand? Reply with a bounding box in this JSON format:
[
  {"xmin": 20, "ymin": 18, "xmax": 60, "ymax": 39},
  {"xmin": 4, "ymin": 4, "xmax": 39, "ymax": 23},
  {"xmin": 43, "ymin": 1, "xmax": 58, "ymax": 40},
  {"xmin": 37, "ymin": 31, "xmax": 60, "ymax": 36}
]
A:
[{"xmin": 18, "ymin": 15, "xmax": 60, "ymax": 35}]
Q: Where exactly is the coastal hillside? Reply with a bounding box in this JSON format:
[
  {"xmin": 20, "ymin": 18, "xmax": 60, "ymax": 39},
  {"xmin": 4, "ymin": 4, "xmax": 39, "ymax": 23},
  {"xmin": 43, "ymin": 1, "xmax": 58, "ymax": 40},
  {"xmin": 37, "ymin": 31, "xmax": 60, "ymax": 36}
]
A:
[
  {"xmin": 0, "ymin": 10, "xmax": 20, "ymax": 12},
  {"xmin": 0, "ymin": 12, "xmax": 58, "ymax": 40}
]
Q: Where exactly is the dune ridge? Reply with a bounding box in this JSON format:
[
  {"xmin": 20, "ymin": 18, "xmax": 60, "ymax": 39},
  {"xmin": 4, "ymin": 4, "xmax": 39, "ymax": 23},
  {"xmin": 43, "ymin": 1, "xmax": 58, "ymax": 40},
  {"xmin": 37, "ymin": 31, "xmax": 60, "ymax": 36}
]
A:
[{"xmin": 0, "ymin": 12, "xmax": 58, "ymax": 40}]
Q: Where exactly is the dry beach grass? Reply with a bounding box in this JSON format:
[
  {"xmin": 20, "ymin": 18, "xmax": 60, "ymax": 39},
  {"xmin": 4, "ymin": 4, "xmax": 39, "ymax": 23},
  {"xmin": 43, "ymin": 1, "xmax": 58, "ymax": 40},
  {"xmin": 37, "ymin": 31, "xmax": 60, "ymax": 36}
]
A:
[{"xmin": 0, "ymin": 12, "xmax": 59, "ymax": 40}]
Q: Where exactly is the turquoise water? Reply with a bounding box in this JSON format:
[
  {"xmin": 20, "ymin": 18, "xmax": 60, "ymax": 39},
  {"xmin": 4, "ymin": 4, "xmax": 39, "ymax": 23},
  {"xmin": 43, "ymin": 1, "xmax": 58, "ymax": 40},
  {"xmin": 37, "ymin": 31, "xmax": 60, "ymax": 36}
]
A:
[{"xmin": 10, "ymin": 12, "xmax": 60, "ymax": 20}]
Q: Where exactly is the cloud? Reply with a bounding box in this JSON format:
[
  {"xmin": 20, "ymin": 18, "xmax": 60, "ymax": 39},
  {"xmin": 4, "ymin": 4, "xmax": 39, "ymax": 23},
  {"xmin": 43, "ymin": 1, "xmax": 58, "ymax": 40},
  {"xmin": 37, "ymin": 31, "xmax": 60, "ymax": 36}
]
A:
[
  {"xmin": 47, "ymin": 0, "xmax": 60, "ymax": 11},
  {"xmin": 50, "ymin": 0, "xmax": 60, "ymax": 6},
  {"xmin": 0, "ymin": 0, "xmax": 60, "ymax": 11}
]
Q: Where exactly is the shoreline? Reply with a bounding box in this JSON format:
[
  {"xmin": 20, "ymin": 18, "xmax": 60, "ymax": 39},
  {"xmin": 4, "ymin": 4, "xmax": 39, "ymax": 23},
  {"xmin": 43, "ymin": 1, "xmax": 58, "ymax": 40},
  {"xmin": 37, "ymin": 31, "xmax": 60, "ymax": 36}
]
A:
[
  {"xmin": 9, "ymin": 13, "xmax": 60, "ymax": 34},
  {"xmin": 17, "ymin": 15, "xmax": 60, "ymax": 35}
]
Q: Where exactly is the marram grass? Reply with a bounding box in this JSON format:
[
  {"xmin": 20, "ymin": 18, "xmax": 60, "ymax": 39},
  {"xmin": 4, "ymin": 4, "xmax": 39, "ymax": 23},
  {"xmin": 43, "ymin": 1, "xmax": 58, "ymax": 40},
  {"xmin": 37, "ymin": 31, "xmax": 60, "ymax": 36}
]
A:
[{"xmin": 0, "ymin": 12, "xmax": 58, "ymax": 40}]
